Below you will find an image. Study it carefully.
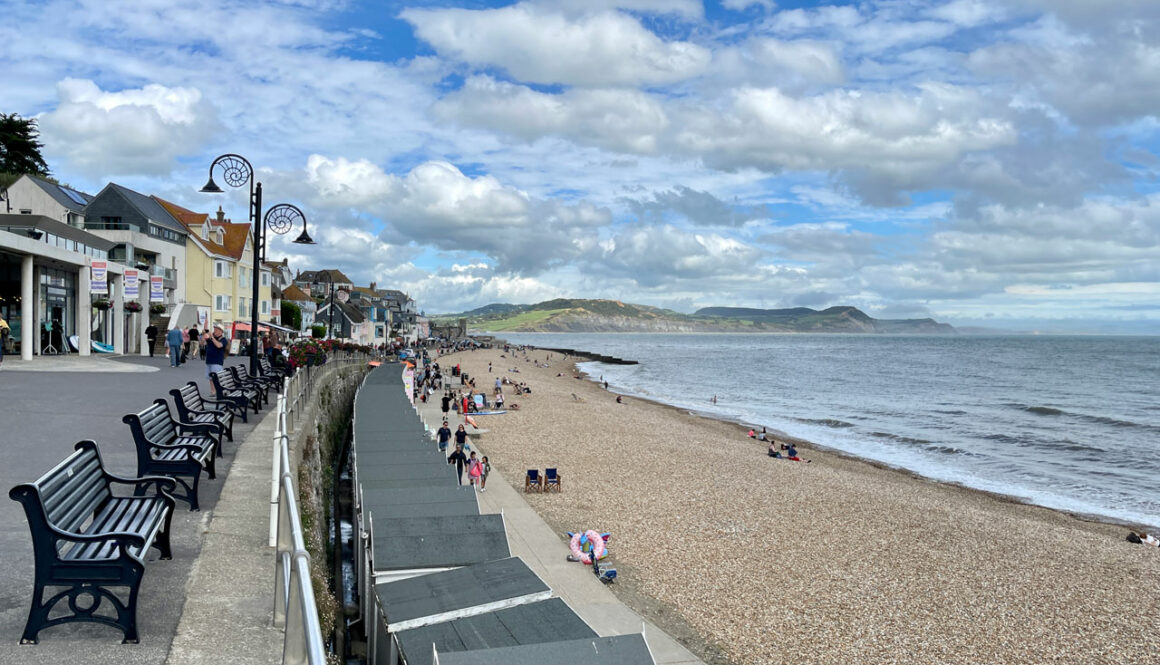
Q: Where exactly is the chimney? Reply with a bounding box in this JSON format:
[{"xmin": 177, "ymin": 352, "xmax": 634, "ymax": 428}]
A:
[
  {"xmin": 370, "ymin": 281, "xmax": 376, "ymax": 290},
  {"xmin": 215, "ymin": 206, "xmax": 226, "ymax": 224}
]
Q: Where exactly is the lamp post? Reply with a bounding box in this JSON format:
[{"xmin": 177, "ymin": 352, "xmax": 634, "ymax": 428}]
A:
[
  {"xmin": 312, "ymin": 272, "xmax": 335, "ymax": 340},
  {"xmin": 200, "ymin": 153, "xmax": 315, "ymax": 374}
]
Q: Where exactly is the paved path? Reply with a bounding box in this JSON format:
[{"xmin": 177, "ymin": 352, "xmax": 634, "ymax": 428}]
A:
[
  {"xmin": 0, "ymin": 355, "xmax": 265, "ymax": 664},
  {"xmin": 414, "ymin": 393, "xmax": 705, "ymax": 665}
]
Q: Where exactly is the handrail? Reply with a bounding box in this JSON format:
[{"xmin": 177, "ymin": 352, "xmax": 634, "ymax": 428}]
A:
[{"xmin": 271, "ymin": 352, "xmax": 375, "ymax": 665}]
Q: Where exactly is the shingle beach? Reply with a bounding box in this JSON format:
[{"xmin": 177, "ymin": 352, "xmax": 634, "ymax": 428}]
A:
[{"xmin": 438, "ymin": 346, "xmax": 1160, "ymax": 665}]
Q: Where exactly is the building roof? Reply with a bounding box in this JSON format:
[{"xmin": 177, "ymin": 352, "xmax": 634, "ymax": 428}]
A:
[
  {"xmin": 280, "ymin": 284, "xmax": 312, "ymax": 302},
  {"xmin": 436, "ymin": 634, "xmax": 656, "ymax": 665},
  {"xmin": 393, "ymin": 598, "xmax": 596, "ymax": 665},
  {"xmin": 101, "ymin": 183, "xmax": 187, "ymax": 233},
  {"xmin": 153, "ymin": 197, "xmax": 250, "ymax": 260},
  {"xmin": 298, "ymin": 268, "xmax": 353, "ymax": 285},
  {"xmin": 25, "ymin": 175, "xmax": 95, "ymax": 213},
  {"xmin": 318, "ymin": 299, "xmax": 367, "ymax": 324},
  {"xmin": 0, "ymin": 213, "xmax": 115, "ymax": 251},
  {"xmin": 370, "ymin": 514, "xmax": 510, "ymax": 571},
  {"xmin": 375, "ymin": 557, "xmax": 550, "ymax": 633}
]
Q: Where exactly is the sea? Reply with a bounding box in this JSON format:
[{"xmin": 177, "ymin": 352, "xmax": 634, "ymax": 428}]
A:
[{"xmin": 498, "ymin": 333, "xmax": 1160, "ymax": 530}]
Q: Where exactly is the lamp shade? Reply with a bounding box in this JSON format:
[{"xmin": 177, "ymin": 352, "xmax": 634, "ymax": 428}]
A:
[
  {"xmin": 292, "ymin": 229, "xmax": 315, "ymax": 244},
  {"xmin": 199, "ymin": 177, "xmax": 224, "ymax": 194}
]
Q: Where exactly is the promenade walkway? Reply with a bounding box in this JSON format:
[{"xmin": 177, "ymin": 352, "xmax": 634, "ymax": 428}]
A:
[
  {"xmin": 412, "ymin": 391, "xmax": 705, "ymax": 665},
  {"xmin": 0, "ymin": 355, "xmax": 279, "ymax": 665}
]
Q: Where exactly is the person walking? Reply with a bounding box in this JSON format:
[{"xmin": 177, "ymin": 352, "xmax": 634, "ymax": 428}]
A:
[
  {"xmin": 479, "ymin": 456, "xmax": 491, "ymax": 492},
  {"xmin": 437, "ymin": 421, "xmax": 452, "ymax": 453},
  {"xmin": 441, "ymin": 393, "xmax": 451, "ymax": 419},
  {"xmin": 454, "ymin": 424, "xmax": 468, "ymax": 448},
  {"xmin": 0, "ymin": 315, "xmax": 9, "ymax": 366},
  {"xmin": 187, "ymin": 326, "xmax": 200, "ymax": 360},
  {"xmin": 165, "ymin": 326, "xmax": 184, "ymax": 367},
  {"xmin": 447, "ymin": 443, "xmax": 468, "ymax": 485},
  {"xmin": 467, "ymin": 451, "xmax": 482, "ymax": 488},
  {"xmin": 202, "ymin": 324, "xmax": 228, "ymax": 394},
  {"xmin": 145, "ymin": 323, "xmax": 158, "ymax": 357}
]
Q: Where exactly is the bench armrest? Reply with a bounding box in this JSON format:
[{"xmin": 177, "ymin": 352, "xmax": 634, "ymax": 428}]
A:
[
  {"xmin": 104, "ymin": 472, "xmax": 178, "ymax": 496},
  {"xmin": 199, "ymin": 396, "xmax": 235, "ymax": 410},
  {"xmin": 176, "ymin": 422, "xmax": 218, "ymax": 436},
  {"xmin": 145, "ymin": 441, "xmax": 209, "ymax": 456}
]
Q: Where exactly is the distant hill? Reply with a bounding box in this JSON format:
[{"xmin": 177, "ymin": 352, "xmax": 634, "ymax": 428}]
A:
[{"xmin": 437, "ymin": 299, "xmax": 956, "ymax": 334}]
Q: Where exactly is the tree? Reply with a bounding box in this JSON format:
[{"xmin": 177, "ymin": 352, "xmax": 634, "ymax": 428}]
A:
[
  {"xmin": 310, "ymin": 324, "xmax": 326, "ymax": 339},
  {"xmin": 281, "ymin": 301, "xmax": 302, "ymax": 330},
  {"xmin": 0, "ymin": 113, "xmax": 50, "ymax": 179}
]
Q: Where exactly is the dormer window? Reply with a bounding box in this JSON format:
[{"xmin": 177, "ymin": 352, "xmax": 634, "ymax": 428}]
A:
[
  {"xmin": 201, "ymin": 224, "xmax": 208, "ymax": 240},
  {"xmin": 216, "ymin": 229, "xmax": 224, "ymax": 244}
]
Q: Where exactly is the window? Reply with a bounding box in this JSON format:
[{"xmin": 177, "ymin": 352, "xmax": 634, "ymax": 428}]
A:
[
  {"xmin": 20, "ymin": 209, "xmax": 32, "ymax": 215},
  {"xmin": 97, "ymin": 216, "xmax": 126, "ymax": 229},
  {"xmin": 215, "ymin": 261, "xmax": 231, "ymax": 278},
  {"xmin": 214, "ymin": 295, "xmax": 231, "ymax": 312},
  {"xmin": 239, "ymin": 297, "xmax": 247, "ymax": 317},
  {"xmin": 261, "ymin": 300, "xmax": 269, "ymax": 315},
  {"xmin": 261, "ymin": 272, "xmax": 269, "ymax": 287},
  {"xmin": 200, "ymin": 224, "xmax": 208, "ymax": 240}
]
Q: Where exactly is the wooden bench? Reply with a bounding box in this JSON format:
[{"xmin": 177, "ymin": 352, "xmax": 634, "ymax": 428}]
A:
[
  {"xmin": 226, "ymin": 365, "xmax": 270, "ymax": 406},
  {"xmin": 259, "ymin": 356, "xmax": 290, "ymax": 383},
  {"xmin": 9, "ymin": 440, "xmax": 176, "ymax": 644},
  {"xmin": 170, "ymin": 381, "xmax": 236, "ymax": 442},
  {"xmin": 122, "ymin": 400, "xmax": 218, "ymax": 511},
  {"xmin": 211, "ymin": 368, "xmax": 262, "ymax": 417}
]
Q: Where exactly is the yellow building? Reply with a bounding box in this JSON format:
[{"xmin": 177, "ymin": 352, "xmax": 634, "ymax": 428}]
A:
[{"xmin": 154, "ymin": 199, "xmax": 272, "ymax": 335}]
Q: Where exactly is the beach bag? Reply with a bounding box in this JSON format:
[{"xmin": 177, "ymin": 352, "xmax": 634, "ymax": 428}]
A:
[{"xmin": 469, "ymin": 461, "xmax": 482, "ymax": 478}]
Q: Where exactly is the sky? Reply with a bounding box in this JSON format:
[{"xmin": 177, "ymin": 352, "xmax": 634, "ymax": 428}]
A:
[{"xmin": 3, "ymin": 0, "xmax": 1159, "ymax": 333}]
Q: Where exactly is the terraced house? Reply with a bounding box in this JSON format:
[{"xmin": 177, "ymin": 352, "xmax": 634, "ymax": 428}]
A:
[{"xmin": 154, "ymin": 199, "xmax": 272, "ymax": 337}]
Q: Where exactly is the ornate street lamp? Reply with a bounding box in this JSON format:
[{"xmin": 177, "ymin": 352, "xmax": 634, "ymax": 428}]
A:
[{"xmin": 200, "ymin": 153, "xmax": 315, "ymax": 374}]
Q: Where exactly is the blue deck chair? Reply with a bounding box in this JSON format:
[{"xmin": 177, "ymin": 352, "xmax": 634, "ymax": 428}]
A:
[
  {"xmin": 524, "ymin": 469, "xmax": 542, "ymax": 492},
  {"xmin": 543, "ymin": 468, "xmax": 562, "ymax": 492}
]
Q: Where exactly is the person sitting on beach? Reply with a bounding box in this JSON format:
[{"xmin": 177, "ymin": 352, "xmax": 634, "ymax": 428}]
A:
[
  {"xmin": 758, "ymin": 427, "xmax": 768, "ymax": 441},
  {"xmin": 784, "ymin": 443, "xmax": 811, "ymax": 463},
  {"xmin": 747, "ymin": 429, "xmax": 756, "ymax": 438},
  {"xmin": 768, "ymin": 441, "xmax": 782, "ymax": 458},
  {"xmin": 616, "ymin": 395, "xmax": 623, "ymax": 404},
  {"xmin": 1127, "ymin": 532, "xmax": 1159, "ymax": 547}
]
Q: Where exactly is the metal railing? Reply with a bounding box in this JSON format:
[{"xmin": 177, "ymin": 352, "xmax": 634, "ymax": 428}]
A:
[
  {"xmin": 273, "ymin": 392, "xmax": 327, "ymax": 665},
  {"xmin": 270, "ymin": 353, "xmax": 374, "ymax": 665}
]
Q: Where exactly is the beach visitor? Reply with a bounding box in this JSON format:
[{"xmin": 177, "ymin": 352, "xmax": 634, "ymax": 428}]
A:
[
  {"xmin": 0, "ymin": 315, "xmax": 8, "ymax": 366},
  {"xmin": 467, "ymin": 451, "xmax": 482, "ymax": 488},
  {"xmin": 455, "ymin": 424, "xmax": 468, "ymax": 448},
  {"xmin": 785, "ymin": 443, "xmax": 811, "ymax": 463},
  {"xmin": 748, "ymin": 429, "xmax": 756, "ymax": 438},
  {"xmin": 616, "ymin": 395, "xmax": 623, "ymax": 404},
  {"xmin": 437, "ymin": 421, "xmax": 452, "ymax": 453},
  {"xmin": 165, "ymin": 326, "xmax": 184, "ymax": 367},
  {"xmin": 758, "ymin": 428, "xmax": 768, "ymax": 441},
  {"xmin": 202, "ymin": 325, "xmax": 228, "ymax": 394},
  {"xmin": 447, "ymin": 444, "xmax": 468, "ymax": 485},
  {"xmin": 768, "ymin": 441, "xmax": 782, "ymax": 458},
  {"xmin": 495, "ymin": 392, "xmax": 505, "ymax": 409},
  {"xmin": 441, "ymin": 393, "xmax": 451, "ymax": 418},
  {"xmin": 480, "ymin": 456, "xmax": 491, "ymax": 492},
  {"xmin": 187, "ymin": 326, "xmax": 200, "ymax": 360},
  {"xmin": 145, "ymin": 323, "xmax": 158, "ymax": 357},
  {"xmin": 1127, "ymin": 532, "xmax": 1160, "ymax": 547}
]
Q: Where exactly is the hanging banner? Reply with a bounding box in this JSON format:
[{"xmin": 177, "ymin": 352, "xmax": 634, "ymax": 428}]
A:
[
  {"xmin": 150, "ymin": 276, "xmax": 165, "ymax": 302},
  {"xmin": 123, "ymin": 269, "xmax": 139, "ymax": 298},
  {"xmin": 91, "ymin": 261, "xmax": 108, "ymax": 295},
  {"xmin": 197, "ymin": 307, "xmax": 209, "ymax": 330}
]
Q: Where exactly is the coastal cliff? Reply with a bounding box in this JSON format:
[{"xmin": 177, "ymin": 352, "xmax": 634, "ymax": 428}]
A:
[{"xmin": 437, "ymin": 299, "xmax": 956, "ymax": 334}]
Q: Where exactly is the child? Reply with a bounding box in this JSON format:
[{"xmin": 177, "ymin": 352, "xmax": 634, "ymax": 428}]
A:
[
  {"xmin": 480, "ymin": 456, "xmax": 491, "ymax": 492},
  {"xmin": 467, "ymin": 451, "xmax": 482, "ymax": 488}
]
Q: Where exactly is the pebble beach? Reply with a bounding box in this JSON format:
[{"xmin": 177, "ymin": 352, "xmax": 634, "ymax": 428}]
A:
[{"xmin": 439, "ymin": 346, "xmax": 1160, "ymax": 665}]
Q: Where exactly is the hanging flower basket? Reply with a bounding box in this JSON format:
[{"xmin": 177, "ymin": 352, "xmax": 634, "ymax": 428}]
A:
[
  {"xmin": 150, "ymin": 303, "xmax": 167, "ymax": 315},
  {"xmin": 92, "ymin": 298, "xmax": 111, "ymax": 311},
  {"xmin": 288, "ymin": 338, "xmax": 328, "ymax": 368},
  {"xmin": 124, "ymin": 302, "xmax": 143, "ymax": 313}
]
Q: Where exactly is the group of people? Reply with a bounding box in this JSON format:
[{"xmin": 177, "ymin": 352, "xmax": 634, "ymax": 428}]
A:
[{"xmin": 749, "ymin": 428, "xmax": 810, "ymax": 462}]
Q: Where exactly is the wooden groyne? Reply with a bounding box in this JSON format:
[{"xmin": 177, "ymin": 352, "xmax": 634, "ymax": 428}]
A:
[{"xmin": 538, "ymin": 347, "xmax": 638, "ymax": 365}]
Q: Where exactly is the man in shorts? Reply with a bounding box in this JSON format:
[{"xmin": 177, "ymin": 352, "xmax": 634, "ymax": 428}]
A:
[{"xmin": 202, "ymin": 324, "xmax": 228, "ymax": 394}]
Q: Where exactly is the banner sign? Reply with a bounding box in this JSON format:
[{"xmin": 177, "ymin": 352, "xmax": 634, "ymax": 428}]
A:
[
  {"xmin": 91, "ymin": 261, "xmax": 108, "ymax": 295},
  {"xmin": 150, "ymin": 276, "xmax": 165, "ymax": 302},
  {"xmin": 198, "ymin": 307, "xmax": 209, "ymax": 330},
  {"xmin": 123, "ymin": 269, "xmax": 139, "ymax": 298}
]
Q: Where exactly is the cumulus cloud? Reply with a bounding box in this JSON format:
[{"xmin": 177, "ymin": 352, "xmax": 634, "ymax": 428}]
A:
[
  {"xmin": 621, "ymin": 185, "xmax": 767, "ymax": 226},
  {"xmin": 401, "ymin": 3, "xmax": 710, "ymax": 86},
  {"xmin": 38, "ymin": 78, "xmax": 218, "ymax": 177},
  {"xmin": 304, "ymin": 156, "xmax": 611, "ymax": 274},
  {"xmin": 588, "ymin": 223, "xmax": 763, "ymax": 287}
]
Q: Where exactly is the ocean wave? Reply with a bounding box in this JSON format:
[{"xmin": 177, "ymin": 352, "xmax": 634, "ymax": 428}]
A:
[
  {"xmin": 796, "ymin": 417, "xmax": 856, "ymax": 429},
  {"xmin": 868, "ymin": 431, "xmax": 933, "ymax": 446},
  {"xmin": 1006, "ymin": 402, "xmax": 1159, "ymax": 431}
]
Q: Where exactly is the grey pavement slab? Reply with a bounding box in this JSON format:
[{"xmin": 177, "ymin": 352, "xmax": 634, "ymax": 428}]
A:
[
  {"xmin": 436, "ymin": 633, "xmax": 656, "ymax": 665},
  {"xmin": 0, "ymin": 357, "xmax": 266, "ymax": 664}
]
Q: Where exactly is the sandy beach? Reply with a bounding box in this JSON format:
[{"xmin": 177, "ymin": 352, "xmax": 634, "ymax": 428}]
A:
[{"xmin": 436, "ymin": 346, "xmax": 1160, "ymax": 665}]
